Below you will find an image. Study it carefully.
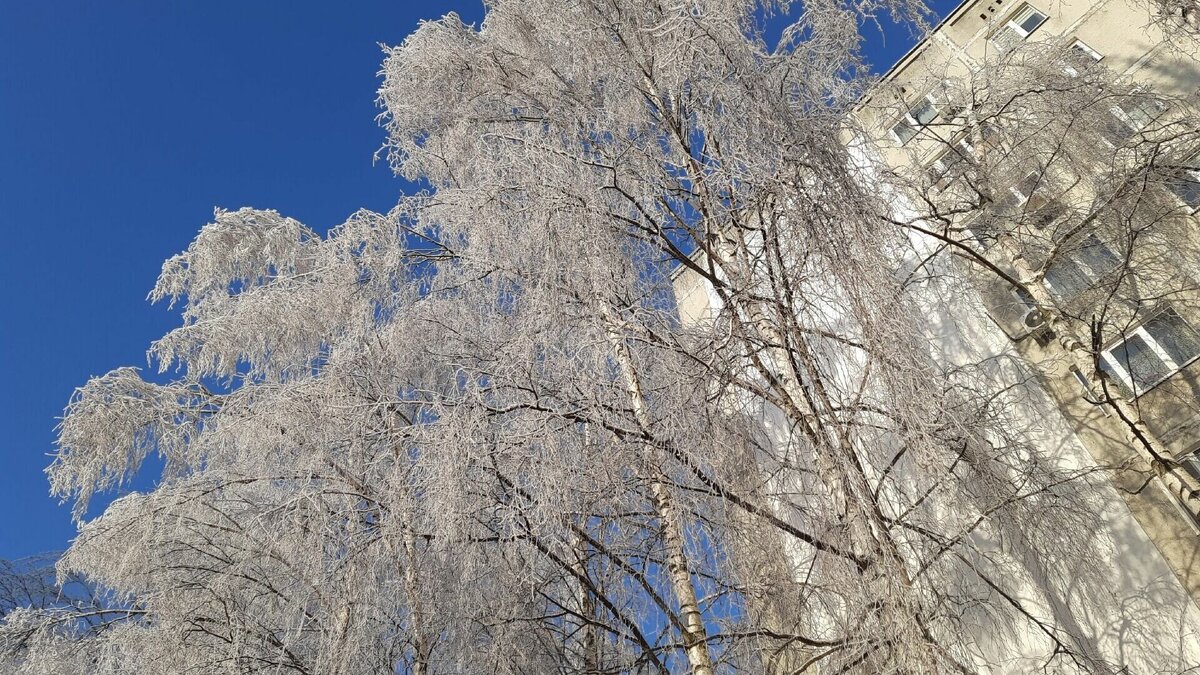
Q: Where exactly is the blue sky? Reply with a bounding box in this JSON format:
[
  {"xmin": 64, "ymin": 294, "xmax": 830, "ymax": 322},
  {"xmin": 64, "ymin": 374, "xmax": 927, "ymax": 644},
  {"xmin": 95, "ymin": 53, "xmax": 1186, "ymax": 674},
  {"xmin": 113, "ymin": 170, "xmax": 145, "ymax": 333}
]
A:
[{"xmin": 0, "ymin": 1, "xmax": 954, "ymax": 561}]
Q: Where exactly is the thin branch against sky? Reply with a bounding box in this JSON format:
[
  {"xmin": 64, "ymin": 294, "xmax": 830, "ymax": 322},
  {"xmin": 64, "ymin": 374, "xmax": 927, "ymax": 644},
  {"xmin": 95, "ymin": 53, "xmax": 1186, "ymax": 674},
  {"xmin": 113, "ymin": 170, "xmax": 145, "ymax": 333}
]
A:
[{"xmin": 0, "ymin": 0, "xmax": 950, "ymax": 562}]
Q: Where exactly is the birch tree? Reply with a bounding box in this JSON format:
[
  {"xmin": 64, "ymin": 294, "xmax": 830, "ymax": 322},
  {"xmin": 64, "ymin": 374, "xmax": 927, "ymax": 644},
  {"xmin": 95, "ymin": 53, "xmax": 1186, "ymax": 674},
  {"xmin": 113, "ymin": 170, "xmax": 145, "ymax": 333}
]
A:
[
  {"xmin": 873, "ymin": 31, "xmax": 1200, "ymax": 519},
  {"xmin": 3, "ymin": 1, "xmax": 1198, "ymax": 674}
]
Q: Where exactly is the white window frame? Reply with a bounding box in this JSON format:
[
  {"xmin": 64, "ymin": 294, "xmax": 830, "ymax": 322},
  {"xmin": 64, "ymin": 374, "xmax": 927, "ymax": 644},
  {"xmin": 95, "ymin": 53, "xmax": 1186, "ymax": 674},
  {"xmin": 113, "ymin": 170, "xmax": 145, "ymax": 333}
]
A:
[
  {"xmin": 927, "ymin": 137, "xmax": 976, "ymax": 188},
  {"xmin": 991, "ymin": 4, "xmax": 1048, "ymax": 52},
  {"xmin": 1063, "ymin": 39, "xmax": 1102, "ymax": 76},
  {"xmin": 954, "ymin": 135, "xmax": 976, "ymax": 157},
  {"xmin": 1180, "ymin": 444, "xmax": 1200, "ymax": 484},
  {"xmin": 1111, "ymin": 99, "xmax": 1161, "ymax": 131},
  {"xmin": 1164, "ymin": 439, "xmax": 1200, "ymax": 532},
  {"xmin": 1103, "ymin": 94, "xmax": 1168, "ymax": 146},
  {"xmin": 1042, "ymin": 233, "xmax": 1119, "ymax": 298},
  {"xmin": 1069, "ymin": 39, "xmax": 1102, "ymax": 61},
  {"xmin": 1099, "ymin": 307, "xmax": 1200, "ymax": 397},
  {"xmin": 1009, "ymin": 170, "xmax": 1042, "ymax": 205},
  {"xmin": 891, "ymin": 94, "xmax": 940, "ymax": 145}
]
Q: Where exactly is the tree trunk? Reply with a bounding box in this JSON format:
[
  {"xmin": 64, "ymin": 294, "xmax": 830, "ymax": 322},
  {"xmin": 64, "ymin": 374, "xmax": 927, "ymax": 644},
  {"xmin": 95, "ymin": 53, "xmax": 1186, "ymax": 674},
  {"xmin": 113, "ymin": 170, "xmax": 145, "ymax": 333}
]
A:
[
  {"xmin": 568, "ymin": 529, "xmax": 600, "ymax": 673},
  {"xmin": 598, "ymin": 302, "xmax": 716, "ymax": 675},
  {"xmin": 995, "ymin": 235, "xmax": 1200, "ymax": 517}
]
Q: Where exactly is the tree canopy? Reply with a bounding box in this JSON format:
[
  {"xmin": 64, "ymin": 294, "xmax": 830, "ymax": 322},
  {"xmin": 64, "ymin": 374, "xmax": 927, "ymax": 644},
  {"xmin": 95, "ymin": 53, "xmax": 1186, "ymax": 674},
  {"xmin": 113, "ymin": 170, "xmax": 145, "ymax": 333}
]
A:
[{"xmin": 4, "ymin": 1, "xmax": 1200, "ymax": 673}]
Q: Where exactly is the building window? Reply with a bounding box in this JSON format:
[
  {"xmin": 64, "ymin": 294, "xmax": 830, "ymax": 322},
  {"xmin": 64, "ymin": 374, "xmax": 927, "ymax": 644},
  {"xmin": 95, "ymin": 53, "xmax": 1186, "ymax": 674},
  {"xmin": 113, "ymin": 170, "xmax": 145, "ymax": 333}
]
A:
[
  {"xmin": 926, "ymin": 137, "xmax": 976, "ymax": 188},
  {"xmin": 1028, "ymin": 199, "xmax": 1069, "ymax": 230},
  {"xmin": 1009, "ymin": 171, "xmax": 1042, "ymax": 205},
  {"xmin": 999, "ymin": 169, "xmax": 1069, "ymax": 227},
  {"xmin": 892, "ymin": 95, "xmax": 940, "ymax": 145},
  {"xmin": 1099, "ymin": 307, "xmax": 1200, "ymax": 396},
  {"xmin": 1169, "ymin": 152, "xmax": 1200, "ymax": 208},
  {"xmin": 966, "ymin": 223, "xmax": 999, "ymax": 250},
  {"xmin": 998, "ymin": 170, "xmax": 1047, "ymax": 213},
  {"xmin": 1102, "ymin": 95, "xmax": 1168, "ymax": 145},
  {"xmin": 1069, "ymin": 39, "xmax": 1102, "ymax": 61},
  {"xmin": 1063, "ymin": 39, "xmax": 1102, "ymax": 76},
  {"xmin": 1113, "ymin": 97, "xmax": 1164, "ymax": 130},
  {"xmin": 1164, "ymin": 441, "xmax": 1200, "ymax": 532},
  {"xmin": 1043, "ymin": 234, "xmax": 1120, "ymax": 299},
  {"xmin": 1181, "ymin": 446, "xmax": 1200, "ymax": 483},
  {"xmin": 991, "ymin": 5, "xmax": 1048, "ymax": 53}
]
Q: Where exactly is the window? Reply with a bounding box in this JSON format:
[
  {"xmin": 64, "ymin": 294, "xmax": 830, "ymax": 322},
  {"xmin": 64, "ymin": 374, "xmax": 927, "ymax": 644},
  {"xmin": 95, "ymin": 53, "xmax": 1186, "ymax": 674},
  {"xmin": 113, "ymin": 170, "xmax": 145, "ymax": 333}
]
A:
[
  {"xmin": 1167, "ymin": 441, "xmax": 1200, "ymax": 531},
  {"xmin": 998, "ymin": 170, "xmax": 1045, "ymax": 212},
  {"xmin": 1102, "ymin": 95, "xmax": 1167, "ymax": 145},
  {"xmin": 966, "ymin": 223, "xmax": 1000, "ymax": 250},
  {"xmin": 926, "ymin": 137, "xmax": 976, "ymax": 188},
  {"xmin": 1000, "ymin": 171, "xmax": 1069, "ymax": 227},
  {"xmin": 991, "ymin": 5, "xmax": 1048, "ymax": 53},
  {"xmin": 1063, "ymin": 39, "xmax": 1102, "ymax": 76},
  {"xmin": 1113, "ymin": 97, "xmax": 1163, "ymax": 130},
  {"xmin": 892, "ymin": 95, "xmax": 940, "ymax": 145},
  {"xmin": 1042, "ymin": 234, "xmax": 1120, "ymax": 299},
  {"xmin": 1099, "ymin": 307, "xmax": 1200, "ymax": 396},
  {"xmin": 1028, "ymin": 199, "xmax": 1069, "ymax": 230},
  {"xmin": 1000, "ymin": 171, "xmax": 1070, "ymax": 218},
  {"xmin": 1169, "ymin": 152, "xmax": 1200, "ymax": 208},
  {"xmin": 1181, "ymin": 446, "xmax": 1200, "ymax": 484},
  {"xmin": 1069, "ymin": 39, "xmax": 1102, "ymax": 61},
  {"xmin": 1009, "ymin": 171, "xmax": 1043, "ymax": 205}
]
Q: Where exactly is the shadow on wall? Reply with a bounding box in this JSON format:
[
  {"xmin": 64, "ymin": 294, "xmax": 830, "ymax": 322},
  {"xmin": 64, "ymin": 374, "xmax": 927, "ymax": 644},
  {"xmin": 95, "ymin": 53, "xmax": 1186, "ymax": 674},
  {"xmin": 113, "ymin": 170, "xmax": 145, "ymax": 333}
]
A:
[{"xmin": 914, "ymin": 261, "xmax": 1200, "ymax": 672}]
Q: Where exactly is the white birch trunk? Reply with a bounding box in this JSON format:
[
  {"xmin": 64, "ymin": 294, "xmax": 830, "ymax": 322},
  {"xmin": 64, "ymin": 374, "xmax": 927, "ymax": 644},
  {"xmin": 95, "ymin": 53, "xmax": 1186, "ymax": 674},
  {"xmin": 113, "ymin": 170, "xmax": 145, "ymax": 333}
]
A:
[
  {"xmin": 995, "ymin": 236, "xmax": 1200, "ymax": 516},
  {"xmin": 598, "ymin": 302, "xmax": 716, "ymax": 675}
]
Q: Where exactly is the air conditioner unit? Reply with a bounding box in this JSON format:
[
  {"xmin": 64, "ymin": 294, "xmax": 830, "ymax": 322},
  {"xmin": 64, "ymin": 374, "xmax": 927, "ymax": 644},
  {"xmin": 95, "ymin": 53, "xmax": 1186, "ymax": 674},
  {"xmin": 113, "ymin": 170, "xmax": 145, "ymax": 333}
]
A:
[
  {"xmin": 982, "ymin": 284, "xmax": 1049, "ymax": 342},
  {"xmin": 1022, "ymin": 307, "xmax": 1046, "ymax": 330},
  {"xmin": 1022, "ymin": 306, "xmax": 1056, "ymax": 346}
]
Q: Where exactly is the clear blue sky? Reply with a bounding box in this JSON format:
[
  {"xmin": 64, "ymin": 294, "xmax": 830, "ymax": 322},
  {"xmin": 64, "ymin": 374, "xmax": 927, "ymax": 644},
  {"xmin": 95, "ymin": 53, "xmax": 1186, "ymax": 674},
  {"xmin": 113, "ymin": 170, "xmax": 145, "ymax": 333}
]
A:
[{"xmin": 0, "ymin": 1, "xmax": 955, "ymax": 561}]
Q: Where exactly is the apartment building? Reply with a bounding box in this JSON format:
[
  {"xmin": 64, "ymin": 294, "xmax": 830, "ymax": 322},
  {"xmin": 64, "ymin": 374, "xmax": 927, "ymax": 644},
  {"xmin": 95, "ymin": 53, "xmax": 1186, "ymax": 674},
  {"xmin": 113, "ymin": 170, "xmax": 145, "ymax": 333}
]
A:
[
  {"xmin": 851, "ymin": 0, "xmax": 1200, "ymax": 601},
  {"xmin": 672, "ymin": 0, "xmax": 1200, "ymax": 668}
]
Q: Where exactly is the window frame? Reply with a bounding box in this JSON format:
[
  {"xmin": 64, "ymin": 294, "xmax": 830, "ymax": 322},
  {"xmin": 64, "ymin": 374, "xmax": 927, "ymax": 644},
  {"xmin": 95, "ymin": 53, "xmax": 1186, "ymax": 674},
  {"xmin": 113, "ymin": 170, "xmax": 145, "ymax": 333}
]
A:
[
  {"xmin": 990, "ymin": 4, "xmax": 1048, "ymax": 52},
  {"xmin": 1111, "ymin": 98, "xmax": 1161, "ymax": 131},
  {"xmin": 1099, "ymin": 307, "xmax": 1200, "ymax": 398},
  {"xmin": 1069, "ymin": 39, "xmax": 1102, "ymax": 61},
  {"xmin": 1165, "ymin": 439, "xmax": 1200, "ymax": 532},
  {"xmin": 1063, "ymin": 39, "xmax": 1102, "ymax": 76},
  {"xmin": 1102, "ymin": 94, "xmax": 1168, "ymax": 146},
  {"xmin": 1008, "ymin": 170, "xmax": 1043, "ymax": 205},
  {"xmin": 1181, "ymin": 444, "xmax": 1200, "ymax": 484},
  {"xmin": 1041, "ymin": 233, "xmax": 1120, "ymax": 299},
  {"xmin": 891, "ymin": 93, "xmax": 941, "ymax": 145},
  {"xmin": 1169, "ymin": 151, "xmax": 1200, "ymax": 210},
  {"xmin": 926, "ymin": 136, "xmax": 977, "ymax": 188}
]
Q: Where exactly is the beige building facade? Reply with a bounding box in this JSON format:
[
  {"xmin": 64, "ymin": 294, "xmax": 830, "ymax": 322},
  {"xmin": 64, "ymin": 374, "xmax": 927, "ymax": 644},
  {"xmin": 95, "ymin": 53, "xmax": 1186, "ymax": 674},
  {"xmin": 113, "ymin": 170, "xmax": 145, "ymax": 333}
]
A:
[
  {"xmin": 673, "ymin": 0, "xmax": 1200, "ymax": 668},
  {"xmin": 854, "ymin": 0, "xmax": 1200, "ymax": 601}
]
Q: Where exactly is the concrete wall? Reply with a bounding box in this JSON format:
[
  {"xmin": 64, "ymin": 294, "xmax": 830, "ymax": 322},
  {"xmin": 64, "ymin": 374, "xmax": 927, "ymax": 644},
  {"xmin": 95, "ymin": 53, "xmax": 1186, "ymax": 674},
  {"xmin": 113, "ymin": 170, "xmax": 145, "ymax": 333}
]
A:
[
  {"xmin": 668, "ymin": 0, "xmax": 1200, "ymax": 667},
  {"xmin": 855, "ymin": 0, "xmax": 1200, "ymax": 613}
]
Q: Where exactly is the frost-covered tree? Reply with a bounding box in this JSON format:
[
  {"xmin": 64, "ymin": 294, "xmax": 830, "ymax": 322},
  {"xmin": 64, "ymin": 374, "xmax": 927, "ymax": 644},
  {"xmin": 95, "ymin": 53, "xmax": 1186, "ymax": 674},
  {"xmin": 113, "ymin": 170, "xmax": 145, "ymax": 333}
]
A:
[
  {"xmin": 0, "ymin": 555, "xmax": 127, "ymax": 671},
  {"xmin": 3, "ymin": 1, "xmax": 1198, "ymax": 674},
  {"xmin": 872, "ymin": 31, "xmax": 1200, "ymax": 519}
]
